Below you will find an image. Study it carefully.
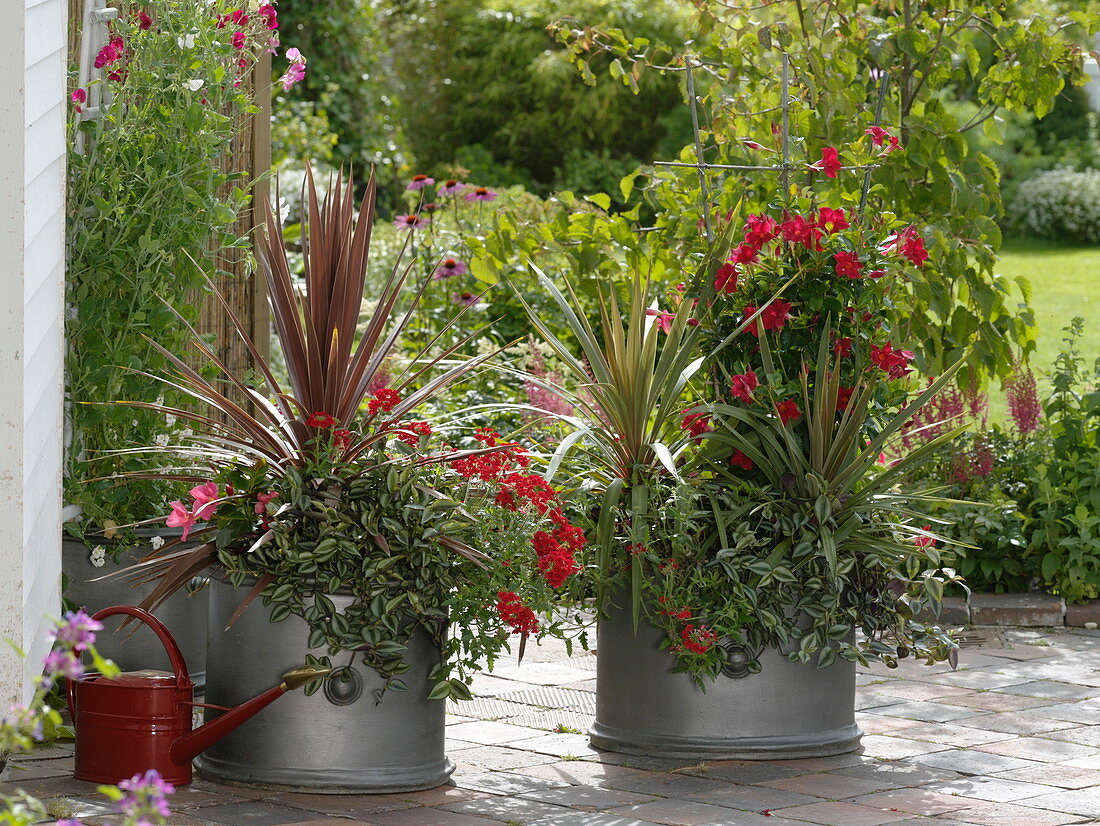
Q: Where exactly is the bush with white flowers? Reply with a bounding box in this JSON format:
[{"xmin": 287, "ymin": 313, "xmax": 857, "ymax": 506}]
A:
[{"xmin": 1009, "ymin": 168, "xmax": 1100, "ymax": 244}]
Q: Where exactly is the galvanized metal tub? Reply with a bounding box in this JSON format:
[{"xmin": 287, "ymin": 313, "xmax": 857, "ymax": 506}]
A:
[
  {"xmin": 590, "ymin": 601, "xmax": 861, "ymax": 759},
  {"xmin": 196, "ymin": 576, "xmax": 453, "ymax": 793},
  {"xmin": 62, "ymin": 535, "xmax": 208, "ymax": 686}
]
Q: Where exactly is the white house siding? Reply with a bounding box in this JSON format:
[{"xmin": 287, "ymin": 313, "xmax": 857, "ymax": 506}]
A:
[{"xmin": 0, "ymin": 0, "xmax": 66, "ymax": 703}]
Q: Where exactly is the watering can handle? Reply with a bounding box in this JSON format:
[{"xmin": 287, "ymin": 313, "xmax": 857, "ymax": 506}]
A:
[{"xmin": 89, "ymin": 606, "xmax": 191, "ymax": 689}]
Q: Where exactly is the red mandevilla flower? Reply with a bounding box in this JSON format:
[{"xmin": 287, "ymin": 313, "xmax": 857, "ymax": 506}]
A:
[
  {"xmin": 730, "ymin": 449, "xmax": 753, "ymax": 471},
  {"xmin": 779, "ymin": 215, "xmax": 822, "ymax": 251},
  {"xmin": 814, "ymin": 146, "xmax": 842, "ymax": 178},
  {"xmin": 833, "ymin": 336, "xmax": 853, "ymax": 358},
  {"xmin": 743, "ymin": 214, "xmax": 778, "ymax": 251},
  {"xmin": 817, "ymin": 208, "xmax": 849, "ymax": 234},
  {"xmin": 870, "ymin": 342, "xmax": 915, "ymax": 379},
  {"xmin": 834, "ymin": 251, "xmax": 863, "ymax": 279},
  {"xmin": 900, "ymin": 227, "xmax": 929, "ymax": 266},
  {"xmin": 729, "ymin": 370, "xmax": 758, "ymax": 404},
  {"xmin": 743, "ymin": 300, "xmax": 794, "ymax": 337},
  {"xmin": 775, "ymin": 400, "xmax": 801, "ymax": 426},
  {"xmin": 680, "ymin": 411, "xmax": 712, "ymax": 439},
  {"xmin": 914, "ymin": 527, "xmax": 936, "ymax": 548},
  {"xmin": 836, "ymin": 386, "xmax": 854, "ymax": 411},
  {"xmin": 714, "ymin": 262, "xmax": 739, "ymax": 295}
]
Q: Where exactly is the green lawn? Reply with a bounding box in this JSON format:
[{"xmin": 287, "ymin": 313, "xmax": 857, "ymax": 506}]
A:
[{"xmin": 988, "ymin": 238, "xmax": 1100, "ymax": 421}]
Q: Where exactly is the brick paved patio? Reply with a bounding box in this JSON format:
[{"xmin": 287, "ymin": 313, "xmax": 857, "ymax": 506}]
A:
[{"xmin": 8, "ymin": 626, "xmax": 1100, "ymax": 825}]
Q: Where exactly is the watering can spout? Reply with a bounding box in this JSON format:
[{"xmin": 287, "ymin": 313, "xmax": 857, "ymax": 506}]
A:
[{"xmin": 169, "ymin": 666, "xmax": 331, "ymax": 765}]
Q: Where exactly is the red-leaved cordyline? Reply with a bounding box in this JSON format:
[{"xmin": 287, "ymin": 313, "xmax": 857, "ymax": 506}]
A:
[{"xmin": 1005, "ymin": 366, "xmax": 1042, "ymax": 435}]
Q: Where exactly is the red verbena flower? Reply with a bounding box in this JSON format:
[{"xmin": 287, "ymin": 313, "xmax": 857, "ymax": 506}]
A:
[
  {"xmin": 496, "ymin": 591, "xmax": 539, "ymax": 635},
  {"xmin": 333, "ymin": 429, "xmax": 353, "ymax": 451},
  {"xmin": 396, "ymin": 421, "xmax": 432, "ymax": 447},
  {"xmin": 834, "ymin": 251, "xmax": 863, "ymax": 279},
  {"xmin": 306, "ymin": 411, "xmax": 336, "ymax": 428},
  {"xmin": 368, "ymin": 388, "xmax": 401, "ymax": 416},
  {"xmin": 681, "ymin": 624, "xmax": 718, "ymax": 654}
]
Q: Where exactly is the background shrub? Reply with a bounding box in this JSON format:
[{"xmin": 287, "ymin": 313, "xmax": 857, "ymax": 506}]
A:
[{"xmin": 1009, "ymin": 168, "xmax": 1100, "ymax": 244}]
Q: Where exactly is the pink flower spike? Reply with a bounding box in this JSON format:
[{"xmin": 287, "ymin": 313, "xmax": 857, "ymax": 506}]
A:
[{"xmin": 165, "ymin": 501, "xmax": 197, "ymax": 541}]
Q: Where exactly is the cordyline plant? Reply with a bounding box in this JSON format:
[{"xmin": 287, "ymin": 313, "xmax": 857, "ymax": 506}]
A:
[
  {"xmin": 521, "ymin": 205, "xmax": 968, "ymax": 682},
  {"xmin": 108, "ymin": 168, "xmax": 586, "ymax": 699}
]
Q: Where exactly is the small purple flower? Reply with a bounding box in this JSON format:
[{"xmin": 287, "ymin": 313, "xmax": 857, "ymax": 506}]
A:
[
  {"xmin": 51, "ymin": 608, "xmax": 103, "ymax": 652},
  {"xmin": 3, "ymin": 703, "xmax": 44, "ymax": 741},
  {"xmin": 434, "ymin": 258, "xmax": 468, "ymax": 279},
  {"xmin": 453, "ymin": 291, "xmax": 479, "ymax": 307},
  {"xmin": 464, "ymin": 186, "xmax": 497, "ymax": 202},
  {"xmin": 437, "ymin": 179, "xmax": 464, "ymax": 196},
  {"xmin": 393, "ymin": 213, "xmax": 429, "ymax": 230},
  {"xmin": 406, "ymin": 174, "xmax": 435, "ymax": 191},
  {"xmin": 118, "ymin": 770, "xmax": 175, "ymax": 820},
  {"xmin": 42, "ymin": 649, "xmax": 84, "ymax": 686}
]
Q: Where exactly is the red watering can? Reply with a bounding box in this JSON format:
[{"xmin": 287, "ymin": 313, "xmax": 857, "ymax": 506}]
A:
[{"xmin": 68, "ymin": 606, "xmax": 330, "ymax": 786}]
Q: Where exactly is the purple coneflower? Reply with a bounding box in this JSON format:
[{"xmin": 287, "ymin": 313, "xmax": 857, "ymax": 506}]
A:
[
  {"xmin": 407, "ymin": 174, "xmax": 435, "ymax": 191},
  {"xmin": 421, "ymin": 202, "xmax": 443, "ymax": 214},
  {"xmin": 435, "ymin": 258, "xmax": 468, "ymax": 279},
  {"xmin": 438, "ymin": 179, "xmax": 464, "ymax": 196},
  {"xmin": 453, "ymin": 291, "xmax": 479, "ymax": 307},
  {"xmin": 394, "ymin": 213, "xmax": 429, "ymax": 230},
  {"xmin": 465, "ymin": 186, "xmax": 497, "ymax": 202}
]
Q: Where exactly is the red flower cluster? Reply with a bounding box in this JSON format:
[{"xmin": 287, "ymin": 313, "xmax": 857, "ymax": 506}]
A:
[
  {"xmin": 680, "ymin": 411, "xmax": 712, "ymax": 439},
  {"xmin": 495, "ymin": 473, "xmax": 557, "ymax": 513},
  {"xmin": 780, "ymin": 214, "xmax": 823, "ymax": 251},
  {"xmin": 870, "ymin": 343, "xmax": 915, "ymax": 379},
  {"xmin": 495, "ymin": 591, "xmax": 539, "ymax": 635},
  {"xmin": 333, "ymin": 429, "xmax": 353, "ymax": 451},
  {"xmin": 306, "ymin": 411, "xmax": 336, "ymax": 428},
  {"xmin": 532, "ymin": 510, "xmax": 583, "ymax": 589},
  {"xmin": 914, "ymin": 527, "xmax": 936, "ymax": 549},
  {"xmin": 730, "ymin": 370, "xmax": 758, "ymax": 404},
  {"xmin": 661, "ymin": 605, "xmax": 693, "ymax": 620},
  {"xmin": 681, "ymin": 624, "xmax": 718, "ymax": 654},
  {"xmin": 742, "ymin": 300, "xmax": 793, "ymax": 337},
  {"xmin": 450, "ymin": 430, "xmax": 530, "ymax": 482},
  {"xmin": 368, "ymin": 388, "xmax": 401, "ymax": 416},
  {"xmin": 395, "ymin": 421, "xmax": 432, "ymax": 447}
]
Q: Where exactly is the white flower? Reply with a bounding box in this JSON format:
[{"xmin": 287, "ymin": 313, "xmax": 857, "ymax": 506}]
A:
[
  {"xmin": 186, "ymin": 79, "xmax": 205, "ymax": 92},
  {"xmin": 154, "ymin": 433, "xmax": 169, "ymax": 446},
  {"xmin": 90, "ymin": 546, "xmax": 107, "ymax": 568},
  {"xmin": 150, "ymin": 535, "xmax": 165, "ymax": 550},
  {"xmin": 177, "ymin": 33, "xmax": 196, "ymax": 49}
]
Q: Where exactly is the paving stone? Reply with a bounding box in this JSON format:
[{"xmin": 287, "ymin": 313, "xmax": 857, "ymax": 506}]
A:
[
  {"xmin": 969, "ymin": 594, "xmax": 1065, "ymax": 627},
  {"xmin": 1028, "ymin": 701, "xmax": 1100, "ymax": 725},
  {"xmin": 913, "ymin": 671, "xmax": 1029, "ymax": 691},
  {"xmin": 507, "ymin": 760, "xmax": 653, "ymax": 788},
  {"xmin": 679, "ymin": 784, "xmax": 824, "ymax": 812},
  {"xmin": 523, "ymin": 813, "xmax": 669, "ymax": 826},
  {"xmin": 443, "ymin": 720, "xmax": 547, "ymax": 745},
  {"xmin": 358, "ymin": 809, "xmax": 504, "ymax": 826},
  {"xmin": 501, "ymin": 710, "xmax": 594, "ymax": 733},
  {"xmin": 851, "ymin": 787, "xmax": 977, "ymax": 815},
  {"xmin": 0, "ymin": 758, "xmax": 74, "ymax": 782},
  {"xmin": 1040, "ymin": 725, "xmax": 1100, "ymax": 747},
  {"xmin": 450, "ymin": 770, "xmax": 570, "ymax": 796},
  {"xmin": 758, "ymin": 772, "xmax": 894, "ymax": 799},
  {"xmin": 899, "ymin": 723, "xmax": 1016, "ymax": 748},
  {"xmin": 517, "ymin": 783, "xmax": 658, "ymax": 810},
  {"xmin": 607, "ymin": 797, "xmax": 751, "ymax": 825},
  {"xmin": 679, "ymin": 759, "xmax": 805, "ymax": 784},
  {"xmin": 834, "ymin": 762, "xmax": 963, "ymax": 787},
  {"xmin": 995, "ymin": 763, "xmax": 1100, "ymax": 789},
  {"xmin": 856, "ymin": 734, "xmax": 953, "ymax": 760},
  {"xmin": 768, "ymin": 800, "xmax": 913, "ymax": 825},
  {"xmin": 602, "ymin": 770, "xmax": 735, "ymax": 798},
  {"xmin": 856, "ymin": 692, "xmax": 909, "ymax": 711},
  {"xmin": 450, "ymin": 744, "xmax": 560, "ymax": 771},
  {"xmin": 974, "ymin": 736, "xmax": 1100, "ymax": 763},
  {"xmin": 937, "ymin": 692, "xmax": 1057, "ymax": 713},
  {"xmin": 770, "ymin": 753, "xmax": 879, "ymax": 771},
  {"xmin": 586, "ymin": 752, "xmax": 713, "ymax": 772},
  {"xmin": 954, "ymin": 712, "xmax": 1077, "ymax": 735},
  {"xmin": 438, "ymin": 794, "xmax": 578, "ymax": 822},
  {"xmin": 941, "ymin": 801, "xmax": 1084, "ymax": 825},
  {"xmin": 494, "ymin": 686, "xmax": 596, "ymax": 712},
  {"xmin": 928, "ymin": 776, "xmax": 1066, "ymax": 803},
  {"xmin": 912, "ymin": 750, "xmax": 1042, "ymax": 776},
  {"xmin": 855, "ymin": 714, "xmax": 924, "ymax": 735},
  {"xmin": 875, "ymin": 682, "xmax": 976, "ymax": 702},
  {"xmin": 390, "ymin": 786, "xmax": 492, "ymax": 808},
  {"xmin": 185, "ymin": 802, "xmax": 315, "ymax": 825},
  {"xmin": 1025, "ymin": 783, "xmax": 1100, "ymax": 818},
  {"xmin": 1065, "ymin": 600, "xmax": 1100, "ymax": 627},
  {"xmin": 8, "ymin": 745, "xmax": 74, "ymax": 761},
  {"xmin": 993, "ymin": 680, "xmax": 1100, "ymax": 701},
  {"xmin": 504, "ymin": 732, "xmax": 601, "ymax": 759}
]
